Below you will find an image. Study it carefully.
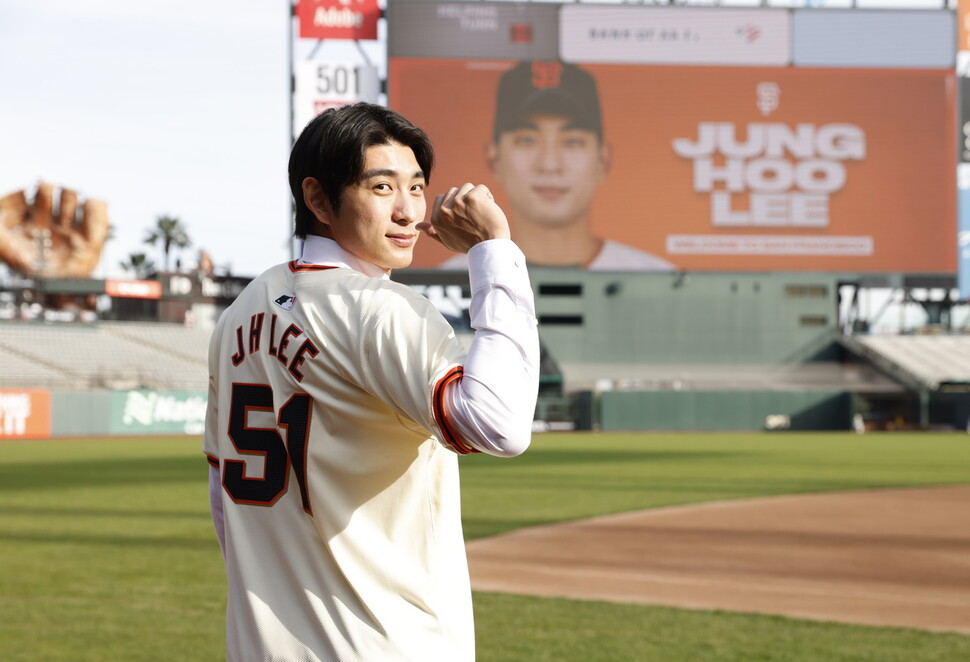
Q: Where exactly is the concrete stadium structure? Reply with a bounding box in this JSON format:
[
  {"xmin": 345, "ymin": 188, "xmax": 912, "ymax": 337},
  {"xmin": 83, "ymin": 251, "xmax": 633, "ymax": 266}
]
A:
[{"xmin": 3, "ymin": 268, "xmax": 964, "ymax": 436}]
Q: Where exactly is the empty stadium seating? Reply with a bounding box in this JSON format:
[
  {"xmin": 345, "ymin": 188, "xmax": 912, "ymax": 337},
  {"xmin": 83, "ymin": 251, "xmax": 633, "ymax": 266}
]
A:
[{"xmin": 0, "ymin": 321, "xmax": 210, "ymax": 391}]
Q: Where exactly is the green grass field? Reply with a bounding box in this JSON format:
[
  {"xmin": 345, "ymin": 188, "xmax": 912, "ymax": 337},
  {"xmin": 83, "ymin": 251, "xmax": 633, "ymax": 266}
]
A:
[{"xmin": 1, "ymin": 432, "xmax": 968, "ymax": 661}]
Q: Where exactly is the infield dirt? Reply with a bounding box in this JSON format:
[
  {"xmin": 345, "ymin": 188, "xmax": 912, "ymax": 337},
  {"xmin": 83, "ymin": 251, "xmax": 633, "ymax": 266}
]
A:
[{"xmin": 466, "ymin": 485, "xmax": 970, "ymax": 634}]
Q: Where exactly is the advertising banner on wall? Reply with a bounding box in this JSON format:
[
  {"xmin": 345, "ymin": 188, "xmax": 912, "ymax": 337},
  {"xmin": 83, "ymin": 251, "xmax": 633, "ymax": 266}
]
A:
[
  {"xmin": 389, "ymin": 59, "xmax": 955, "ymax": 273},
  {"xmin": 0, "ymin": 389, "xmax": 51, "ymax": 439},
  {"xmin": 958, "ymin": 0, "xmax": 970, "ymax": 296},
  {"xmin": 105, "ymin": 279, "xmax": 162, "ymax": 299},
  {"xmin": 110, "ymin": 390, "xmax": 206, "ymax": 436},
  {"xmin": 958, "ymin": 165, "xmax": 970, "ymax": 297},
  {"xmin": 387, "ymin": 1, "xmax": 560, "ymax": 60},
  {"xmin": 958, "ymin": 0, "xmax": 970, "ymax": 53},
  {"xmin": 559, "ymin": 6, "xmax": 791, "ymax": 66}
]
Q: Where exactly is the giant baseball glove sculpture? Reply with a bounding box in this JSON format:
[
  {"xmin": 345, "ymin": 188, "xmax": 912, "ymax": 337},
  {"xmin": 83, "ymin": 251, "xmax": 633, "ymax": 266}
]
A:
[{"xmin": 0, "ymin": 182, "xmax": 110, "ymax": 278}]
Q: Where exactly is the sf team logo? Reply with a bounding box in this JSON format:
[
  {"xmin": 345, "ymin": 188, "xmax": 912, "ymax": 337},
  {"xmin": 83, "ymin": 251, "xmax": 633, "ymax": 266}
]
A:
[{"xmin": 531, "ymin": 62, "xmax": 562, "ymax": 90}]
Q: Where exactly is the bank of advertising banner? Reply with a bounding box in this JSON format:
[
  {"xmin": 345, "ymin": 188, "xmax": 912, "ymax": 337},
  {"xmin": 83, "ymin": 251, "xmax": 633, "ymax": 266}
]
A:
[
  {"xmin": 559, "ymin": 6, "xmax": 790, "ymax": 66},
  {"xmin": 0, "ymin": 389, "xmax": 51, "ymax": 439},
  {"xmin": 389, "ymin": 59, "xmax": 955, "ymax": 273}
]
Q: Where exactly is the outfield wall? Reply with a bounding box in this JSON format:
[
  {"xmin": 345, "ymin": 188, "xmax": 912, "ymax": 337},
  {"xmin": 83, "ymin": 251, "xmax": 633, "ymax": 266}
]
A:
[
  {"xmin": 6, "ymin": 387, "xmax": 966, "ymax": 436},
  {"xmin": 2, "ymin": 386, "xmax": 855, "ymax": 438},
  {"xmin": 593, "ymin": 389, "xmax": 853, "ymax": 432},
  {"xmin": 0, "ymin": 389, "xmax": 206, "ymax": 440},
  {"xmin": 400, "ymin": 270, "xmax": 845, "ymax": 365},
  {"xmin": 531, "ymin": 271, "xmax": 840, "ymax": 364}
]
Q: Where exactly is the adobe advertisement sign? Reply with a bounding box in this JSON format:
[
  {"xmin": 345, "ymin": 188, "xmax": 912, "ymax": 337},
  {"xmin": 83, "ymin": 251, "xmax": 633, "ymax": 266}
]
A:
[
  {"xmin": 296, "ymin": 0, "xmax": 379, "ymax": 41},
  {"xmin": 389, "ymin": 59, "xmax": 955, "ymax": 273},
  {"xmin": 0, "ymin": 389, "xmax": 51, "ymax": 439}
]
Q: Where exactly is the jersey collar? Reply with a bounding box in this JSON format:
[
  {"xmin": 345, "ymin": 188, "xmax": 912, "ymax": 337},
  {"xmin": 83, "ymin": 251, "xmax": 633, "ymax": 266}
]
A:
[{"xmin": 298, "ymin": 235, "xmax": 390, "ymax": 280}]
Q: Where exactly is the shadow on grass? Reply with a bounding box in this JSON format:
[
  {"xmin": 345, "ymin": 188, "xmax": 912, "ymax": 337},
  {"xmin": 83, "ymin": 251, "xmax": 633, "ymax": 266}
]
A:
[
  {"xmin": 3, "ymin": 505, "xmax": 209, "ymax": 520},
  {"xmin": 0, "ymin": 530, "xmax": 217, "ymax": 550},
  {"xmin": 0, "ymin": 456, "xmax": 205, "ymax": 492}
]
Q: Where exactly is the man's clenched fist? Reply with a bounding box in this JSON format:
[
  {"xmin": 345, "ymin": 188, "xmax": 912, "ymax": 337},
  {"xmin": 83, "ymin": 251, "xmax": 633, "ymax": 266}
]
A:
[{"xmin": 0, "ymin": 182, "xmax": 110, "ymax": 278}]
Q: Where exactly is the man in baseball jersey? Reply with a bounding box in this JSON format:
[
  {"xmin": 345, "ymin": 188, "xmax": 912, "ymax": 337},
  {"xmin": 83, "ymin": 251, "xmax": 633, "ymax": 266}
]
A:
[
  {"xmin": 440, "ymin": 60, "xmax": 675, "ymax": 271},
  {"xmin": 204, "ymin": 103, "xmax": 539, "ymax": 661}
]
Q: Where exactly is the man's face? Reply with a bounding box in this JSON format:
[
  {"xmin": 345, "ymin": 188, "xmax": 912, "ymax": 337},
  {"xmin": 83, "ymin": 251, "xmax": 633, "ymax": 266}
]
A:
[
  {"xmin": 488, "ymin": 114, "xmax": 610, "ymax": 228},
  {"xmin": 325, "ymin": 142, "xmax": 427, "ymax": 273}
]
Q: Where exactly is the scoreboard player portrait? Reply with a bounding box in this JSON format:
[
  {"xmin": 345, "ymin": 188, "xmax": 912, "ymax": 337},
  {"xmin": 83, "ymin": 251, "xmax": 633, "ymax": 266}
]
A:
[{"xmin": 439, "ymin": 60, "xmax": 676, "ymax": 272}]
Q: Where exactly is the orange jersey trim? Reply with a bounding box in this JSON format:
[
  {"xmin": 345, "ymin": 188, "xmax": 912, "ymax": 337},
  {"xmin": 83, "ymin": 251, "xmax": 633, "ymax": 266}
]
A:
[
  {"xmin": 289, "ymin": 262, "xmax": 339, "ymax": 273},
  {"xmin": 205, "ymin": 453, "xmax": 220, "ymax": 468},
  {"xmin": 432, "ymin": 366, "xmax": 480, "ymax": 455}
]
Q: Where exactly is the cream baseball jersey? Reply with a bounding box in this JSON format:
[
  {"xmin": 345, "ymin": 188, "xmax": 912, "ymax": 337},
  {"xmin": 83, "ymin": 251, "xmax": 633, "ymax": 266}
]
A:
[{"xmin": 204, "ymin": 258, "xmax": 480, "ymax": 661}]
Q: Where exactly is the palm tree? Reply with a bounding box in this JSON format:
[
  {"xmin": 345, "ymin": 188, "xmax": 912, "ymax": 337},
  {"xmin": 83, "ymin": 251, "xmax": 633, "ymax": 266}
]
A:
[
  {"xmin": 119, "ymin": 252, "xmax": 156, "ymax": 279},
  {"xmin": 144, "ymin": 214, "xmax": 191, "ymax": 272}
]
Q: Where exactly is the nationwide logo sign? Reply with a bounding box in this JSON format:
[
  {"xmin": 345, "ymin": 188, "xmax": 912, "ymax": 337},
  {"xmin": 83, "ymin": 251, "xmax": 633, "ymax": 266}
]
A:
[
  {"xmin": 297, "ymin": 0, "xmax": 380, "ymax": 41},
  {"xmin": 118, "ymin": 391, "xmax": 206, "ymax": 435}
]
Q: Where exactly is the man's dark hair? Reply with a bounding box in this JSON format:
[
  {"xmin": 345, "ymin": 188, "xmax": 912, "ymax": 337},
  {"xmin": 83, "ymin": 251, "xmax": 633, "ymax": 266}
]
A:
[{"xmin": 288, "ymin": 103, "xmax": 435, "ymax": 239}]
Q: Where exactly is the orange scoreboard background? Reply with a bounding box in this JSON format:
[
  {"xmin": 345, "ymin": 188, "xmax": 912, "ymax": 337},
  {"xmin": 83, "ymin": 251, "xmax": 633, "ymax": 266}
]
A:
[{"xmin": 389, "ymin": 59, "xmax": 955, "ymax": 273}]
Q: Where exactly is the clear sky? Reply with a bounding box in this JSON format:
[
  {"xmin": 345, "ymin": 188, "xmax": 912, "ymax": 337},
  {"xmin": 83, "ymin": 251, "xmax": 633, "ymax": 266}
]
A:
[{"xmin": 1, "ymin": 0, "xmax": 383, "ymax": 279}]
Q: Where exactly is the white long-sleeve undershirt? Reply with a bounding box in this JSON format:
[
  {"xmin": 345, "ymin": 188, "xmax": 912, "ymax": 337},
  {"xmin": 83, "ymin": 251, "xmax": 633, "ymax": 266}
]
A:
[
  {"xmin": 440, "ymin": 238, "xmax": 539, "ymax": 456},
  {"xmin": 298, "ymin": 234, "xmax": 539, "ymax": 456}
]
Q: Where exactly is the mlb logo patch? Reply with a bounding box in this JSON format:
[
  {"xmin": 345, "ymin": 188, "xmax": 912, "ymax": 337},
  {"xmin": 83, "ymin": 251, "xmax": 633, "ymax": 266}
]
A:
[{"xmin": 274, "ymin": 294, "xmax": 297, "ymax": 311}]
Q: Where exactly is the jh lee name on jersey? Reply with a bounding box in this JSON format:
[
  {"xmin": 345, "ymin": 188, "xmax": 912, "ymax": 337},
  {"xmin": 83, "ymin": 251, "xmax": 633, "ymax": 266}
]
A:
[{"xmin": 230, "ymin": 306, "xmax": 320, "ymax": 384}]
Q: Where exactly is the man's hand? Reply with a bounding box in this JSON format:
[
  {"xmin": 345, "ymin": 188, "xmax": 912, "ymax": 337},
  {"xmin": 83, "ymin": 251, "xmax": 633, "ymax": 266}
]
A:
[
  {"xmin": 0, "ymin": 182, "xmax": 110, "ymax": 278},
  {"xmin": 417, "ymin": 183, "xmax": 511, "ymax": 254}
]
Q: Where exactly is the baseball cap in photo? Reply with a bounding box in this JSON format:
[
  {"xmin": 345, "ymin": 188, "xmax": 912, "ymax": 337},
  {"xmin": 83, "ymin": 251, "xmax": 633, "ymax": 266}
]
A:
[{"xmin": 493, "ymin": 61, "xmax": 603, "ymax": 142}]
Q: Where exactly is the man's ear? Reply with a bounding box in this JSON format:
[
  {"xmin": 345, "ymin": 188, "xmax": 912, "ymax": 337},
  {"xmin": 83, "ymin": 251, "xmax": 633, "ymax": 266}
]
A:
[
  {"xmin": 302, "ymin": 177, "xmax": 333, "ymax": 226},
  {"xmin": 599, "ymin": 141, "xmax": 614, "ymax": 178}
]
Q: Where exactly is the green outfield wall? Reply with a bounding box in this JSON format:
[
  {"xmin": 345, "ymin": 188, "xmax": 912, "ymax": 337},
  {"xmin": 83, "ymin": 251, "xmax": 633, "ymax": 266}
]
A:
[
  {"xmin": 528, "ymin": 271, "xmax": 839, "ymax": 364},
  {"xmin": 50, "ymin": 391, "xmax": 114, "ymax": 437},
  {"xmin": 15, "ymin": 387, "xmax": 852, "ymax": 438},
  {"xmin": 0, "ymin": 381, "xmax": 854, "ymax": 439},
  {"xmin": 49, "ymin": 390, "xmax": 207, "ymax": 437},
  {"xmin": 595, "ymin": 390, "xmax": 853, "ymax": 431}
]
